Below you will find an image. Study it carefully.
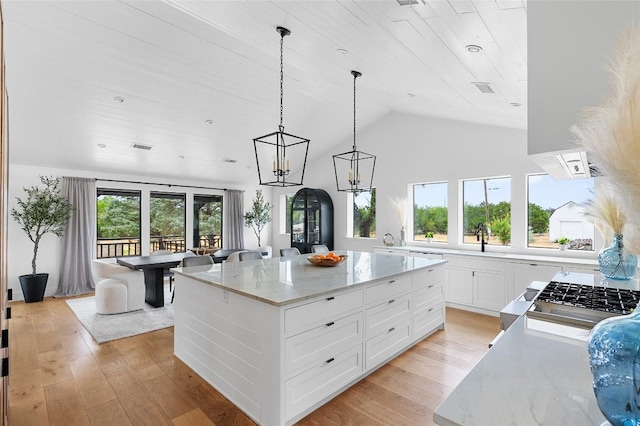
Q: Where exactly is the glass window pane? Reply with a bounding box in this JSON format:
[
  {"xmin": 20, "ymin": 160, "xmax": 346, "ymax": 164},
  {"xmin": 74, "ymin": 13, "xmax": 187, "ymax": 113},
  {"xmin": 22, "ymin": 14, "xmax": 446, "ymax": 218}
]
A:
[
  {"xmin": 412, "ymin": 182, "xmax": 448, "ymax": 242},
  {"xmin": 463, "ymin": 177, "xmax": 511, "ymax": 246},
  {"xmin": 281, "ymin": 193, "xmax": 294, "ymax": 234},
  {"xmin": 96, "ymin": 189, "xmax": 141, "ymax": 258},
  {"xmin": 353, "ymin": 188, "xmax": 376, "ymax": 238},
  {"xmin": 194, "ymin": 194, "xmax": 222, "ymax": 250},
  {"xmin": 528, "ymin": 174, "xmax": 594, "ymax": 251},
  {"xmin": 150, "ymin": 192, "xmax": 186, "ymax": 253}
]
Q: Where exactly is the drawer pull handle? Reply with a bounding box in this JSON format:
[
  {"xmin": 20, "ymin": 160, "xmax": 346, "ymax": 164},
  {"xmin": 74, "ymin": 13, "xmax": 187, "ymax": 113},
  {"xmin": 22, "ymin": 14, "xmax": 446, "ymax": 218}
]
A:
[
  {"xmin": 428, "ymin": 269, "xmax": 434, "ymax": 272},
  {"xmin": 428, "ymin": 284, "xmax": 434, "ymax": 288},
  {"xmin": 388, "ymin": 299, "xmax": 395, "ymax": 304},
  {"xmin": 326, "ymin": 357, "xmax": 335, "ymax": 363},
  {"xmin": 326, "ymin": 296, "xmax": 335, "ymax": 301},
  {"xmin": 388, "ymin": 327, "xmax": 395, "ymax": 333},
  {"xmin": 326, "ymin": 321, "xmax": 335, "ymax": 327},
  {"xmin": 389, "ymin": 280, "xmax": 396, "ymax": 284},
  {"xmin": 428, "ymin": 307, "xmax": 434, "ymax": 312}
]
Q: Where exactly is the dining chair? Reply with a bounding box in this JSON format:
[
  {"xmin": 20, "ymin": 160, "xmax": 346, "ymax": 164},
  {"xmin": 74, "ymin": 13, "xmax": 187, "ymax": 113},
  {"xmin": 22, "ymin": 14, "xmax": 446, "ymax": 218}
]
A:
[
  {"xmin": 280, "ymin": 247, "xmax": 301, "ymax": 257},
  {"xmin": 239, "ymin": 251, "xmax": 263, "ymax": 261},
  {"xmin": 151, "ymin": 249, "xmax": 175, "ymax": 291},
  {"xmin": 311, "ymin": 244, "xmax": 329, "ymax": 254},
  {"xmin": 177, "ymin": 255, "xmax": 214, "ymax": 303},
  {"xmin": 226, "ymin": 251, "xmax": 247, "ymax": 263}
]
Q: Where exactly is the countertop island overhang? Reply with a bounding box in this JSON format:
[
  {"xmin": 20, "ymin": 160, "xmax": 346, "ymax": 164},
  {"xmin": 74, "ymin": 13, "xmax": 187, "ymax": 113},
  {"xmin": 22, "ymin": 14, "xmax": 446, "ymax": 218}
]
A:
[{"xmin": 172, "ymin": 251, "xmax": 447, "ymax": 425}]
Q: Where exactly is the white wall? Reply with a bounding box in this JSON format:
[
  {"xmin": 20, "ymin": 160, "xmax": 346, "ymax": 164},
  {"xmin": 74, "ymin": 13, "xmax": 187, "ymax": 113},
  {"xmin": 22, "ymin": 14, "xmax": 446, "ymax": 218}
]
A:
[
  {"xmin": 269, "ymin": 111, "xmax": 602, "ymax": 258},
  {"xmin": 8, "ymin": 164, "xmax": 268, "ymax": 300}
]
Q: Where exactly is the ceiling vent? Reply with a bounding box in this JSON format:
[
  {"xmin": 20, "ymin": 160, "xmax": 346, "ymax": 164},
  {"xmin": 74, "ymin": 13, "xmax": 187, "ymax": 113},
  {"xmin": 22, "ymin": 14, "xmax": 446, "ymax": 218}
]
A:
[
  {"xmin": 222, "ymin": 157, "xmax": 237, "ymax": 164},
  {"xmin": 472, "ymin": 82, "xmax": 495, "ymax": 94},
  {"xmin": 396, "ymin": 0, "xmax": 421, "ymax": 6},
  {"xmin": 131, "ymin": 143, "xmax": 153, "ymax": 151}
]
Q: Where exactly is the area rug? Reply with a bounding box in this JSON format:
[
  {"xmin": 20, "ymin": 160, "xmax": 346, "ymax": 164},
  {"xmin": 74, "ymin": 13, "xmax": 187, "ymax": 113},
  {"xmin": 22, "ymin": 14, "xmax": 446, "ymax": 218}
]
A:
[{"xmin": 65, "ymin": 288, "xmax": 173, "ymax": 344}]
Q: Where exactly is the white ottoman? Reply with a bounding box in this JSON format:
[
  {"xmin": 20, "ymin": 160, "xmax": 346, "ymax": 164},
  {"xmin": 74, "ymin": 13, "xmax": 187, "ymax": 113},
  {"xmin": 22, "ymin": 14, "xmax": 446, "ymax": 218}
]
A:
[{"xmin": 95, "ymin": 279, "xmax": 128, "ymax": 314}]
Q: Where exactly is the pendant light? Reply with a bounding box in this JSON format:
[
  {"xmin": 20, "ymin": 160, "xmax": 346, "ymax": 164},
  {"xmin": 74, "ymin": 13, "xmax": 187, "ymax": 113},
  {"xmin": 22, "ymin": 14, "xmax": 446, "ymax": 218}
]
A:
[
  {"xmin": 253, "ymin": 26, "xmax": 310, "ymax": 187},
  {"xmin": 333, "ymin": 70, "xmax": 376, "ymax": 193}
]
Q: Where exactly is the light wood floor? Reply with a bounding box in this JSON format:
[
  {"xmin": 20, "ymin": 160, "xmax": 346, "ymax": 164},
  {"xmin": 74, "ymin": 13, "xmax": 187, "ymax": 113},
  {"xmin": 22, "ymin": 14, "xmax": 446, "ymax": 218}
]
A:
[{"xmin": 8, "ymin": 295, "xmax": 500, "ymax": 425}]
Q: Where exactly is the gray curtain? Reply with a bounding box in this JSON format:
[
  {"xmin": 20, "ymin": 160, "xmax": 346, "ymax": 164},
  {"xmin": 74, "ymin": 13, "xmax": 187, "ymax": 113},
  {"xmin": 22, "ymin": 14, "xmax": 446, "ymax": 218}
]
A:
[
  {"xmin": 224, "ymin": 190, "xmax": 244, "ymax": 249},
  {"xmin": 56, "ymin": 177, "xmax": 96, "ymax": 297}
]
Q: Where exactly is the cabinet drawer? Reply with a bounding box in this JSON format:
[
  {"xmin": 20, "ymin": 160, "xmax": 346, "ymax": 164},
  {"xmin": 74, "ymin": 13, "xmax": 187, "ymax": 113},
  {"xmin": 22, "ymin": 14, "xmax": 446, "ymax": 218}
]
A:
[
  {"xmin": 413, "ymin": 302, "xmax": 445, "ymax": 339},
  {"xmin": 412, "ymin": 267, "xmax": 445, "ymax": 290},
  {"xmin": 285, "ymin": 312, "xmax": 363, "ymax": 375},
  {"xmin": 285, "ymin": 290, "xmax": 363, "ymax": 335},
  {"xmin": 374, "ymin": 248, "xmax": 407, "ymax": 256},
  {"xmin": 365, "ymin": 294, "xmax": 411, "ymax": 338},
  {"xmin": 414, "ymin": 285, "xmax": 445, "ymax": 316},
  {"xmin": 365, "ymin": 320, "xmax": 412, "ymax": 369},
  {"xmin": 285, "ymin": 344, "xmax": 363, "ymax": 420},
  {"xmin": 365, "ymin": 276, "xmax": 411, "ymax": 305},
  {"xmin": 445, "ymin": 256, "xmax": 506, "ymax": 273}
]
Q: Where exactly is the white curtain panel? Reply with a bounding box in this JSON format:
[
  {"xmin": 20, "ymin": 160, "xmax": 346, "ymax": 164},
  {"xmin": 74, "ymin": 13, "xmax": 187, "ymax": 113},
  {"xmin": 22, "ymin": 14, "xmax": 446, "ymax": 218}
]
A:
[
  {"xmin": 224, "ymin": 189, "xmax": 244, "ymax": 249},
  {"xmin": 56, "ymin": 177, "xmax": 96, "ymax": 297}
]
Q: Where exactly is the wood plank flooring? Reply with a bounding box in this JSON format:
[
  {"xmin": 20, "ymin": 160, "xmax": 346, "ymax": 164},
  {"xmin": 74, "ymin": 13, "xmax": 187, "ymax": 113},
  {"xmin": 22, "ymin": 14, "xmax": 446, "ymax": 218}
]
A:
[{"xmin": 8, "ymin": 295, "xmax": 499, "ymax": 425}]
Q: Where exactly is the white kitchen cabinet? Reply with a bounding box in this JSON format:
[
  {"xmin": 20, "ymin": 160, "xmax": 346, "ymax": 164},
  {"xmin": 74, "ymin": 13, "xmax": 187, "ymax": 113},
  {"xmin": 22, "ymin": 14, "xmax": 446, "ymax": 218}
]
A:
[
  {"xmin": 563, "ymin": 265, "xmax": 601, "ymax": 276},
  {"xmin": 409, "ymin": 251, "xmax": 444, "ymax": 260},
  {"xmin": 511, "ymin": 262, "xmax": 561, "ymax": 301},
  {"xmin": 444, "ymin": 256, "xmax": 507, "ymax": 315}
]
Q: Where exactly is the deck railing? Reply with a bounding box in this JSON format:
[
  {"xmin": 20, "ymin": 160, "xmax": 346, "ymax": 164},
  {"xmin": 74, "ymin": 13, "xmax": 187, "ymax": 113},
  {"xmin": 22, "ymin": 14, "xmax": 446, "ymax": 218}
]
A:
[{"xmin": 97, "ymin": 234, "xmax": 222, "ymax": 258}]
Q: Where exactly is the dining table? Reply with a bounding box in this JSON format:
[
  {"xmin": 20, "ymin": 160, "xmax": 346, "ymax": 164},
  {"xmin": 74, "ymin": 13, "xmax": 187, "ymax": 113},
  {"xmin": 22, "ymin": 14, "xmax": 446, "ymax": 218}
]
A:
[{"xmin": 116, "ymin": 252, "xmax": 187, "ymax": 307}]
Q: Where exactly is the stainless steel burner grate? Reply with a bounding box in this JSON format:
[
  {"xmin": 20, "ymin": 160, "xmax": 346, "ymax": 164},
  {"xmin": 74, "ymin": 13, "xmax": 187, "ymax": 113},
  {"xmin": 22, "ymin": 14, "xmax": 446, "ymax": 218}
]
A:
[{"xmin": 538, "ymin": 281, "xmax": 640, "ymax": 315}]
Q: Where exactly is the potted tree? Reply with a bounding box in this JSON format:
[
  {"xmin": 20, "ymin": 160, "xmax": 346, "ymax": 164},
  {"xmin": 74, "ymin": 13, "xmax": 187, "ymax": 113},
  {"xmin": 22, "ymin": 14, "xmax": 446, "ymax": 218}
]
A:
[
  {"xmin": 244, "ymin": 189, "xmax": 272, "ymax": 248},
  {"xmin": 11, "ymin": 176, "xmax": 73, "ymax": 302}
]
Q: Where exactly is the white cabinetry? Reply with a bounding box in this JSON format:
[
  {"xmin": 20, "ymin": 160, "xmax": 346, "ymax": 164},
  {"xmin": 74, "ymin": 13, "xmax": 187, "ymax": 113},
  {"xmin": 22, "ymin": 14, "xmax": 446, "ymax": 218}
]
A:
[
  {"xmin": 445, "ymin": 256, "xmax": 507, "ymax": 315},
  {"xmin": 510, "ymin": 262, "xmax": 561, "ymax": 300}
]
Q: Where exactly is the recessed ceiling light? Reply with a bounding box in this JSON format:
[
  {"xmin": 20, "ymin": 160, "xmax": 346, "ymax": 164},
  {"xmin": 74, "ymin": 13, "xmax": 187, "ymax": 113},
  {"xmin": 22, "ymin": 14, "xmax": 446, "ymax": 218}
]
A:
[
  {"xmin": 178, "ymin": 155, "xmax": 185, "ymax": 160},
  {"xmin": 510, "ymin": 102, "xmax": 522, "ymax": 107},
  {"xmin": 466, "ymin": 45, "xmax": 482, "ymax": 53},
  {"xmin": 205, "ymin": 119, "xmax": 213, "ymax": 125},
  {"xmin": 337, "ymin": 48, "xmax": 349, "ymax": 55},
  {"xmin": 407, "ymin": 93, "xmax": 416, "ymax": 98},
  {"xmin": 114, "ymin": 96, "xmax": 125, "ymax": 103},
  {"xmin": 97, "ymin": 143, "xmax": 106, "ymax": 148}
]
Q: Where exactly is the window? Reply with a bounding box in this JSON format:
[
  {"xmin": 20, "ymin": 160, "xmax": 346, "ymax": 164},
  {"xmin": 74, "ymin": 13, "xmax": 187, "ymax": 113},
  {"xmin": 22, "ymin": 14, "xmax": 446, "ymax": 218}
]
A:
[
  {"xmin": 527, "ymin": 174, "xmax": 594, "ymax": 250},
  {"xmin": 462, "ymin": 176, "xmax": 511, "ymax": 246},
  {"xmin": 96, "ymin": 189, "xmax": 141, "ymax": 258},
  {"xmin": 150, "ymin": 192, "xmax": 186, "ymax": 252},
  {"xmin": 351, "ymin": 188, "xmax": 376, "ymax": 238},
  {"xmin": 193, "ymin": 194, "xmax": 223, "ymax": 250},
  {"xmin": 280, "ymin": 193, "xmax": 295, "ymax": 234},
  {"xmin": 412, "ymin": 182, "xmax": 448, "ymax": 242}
]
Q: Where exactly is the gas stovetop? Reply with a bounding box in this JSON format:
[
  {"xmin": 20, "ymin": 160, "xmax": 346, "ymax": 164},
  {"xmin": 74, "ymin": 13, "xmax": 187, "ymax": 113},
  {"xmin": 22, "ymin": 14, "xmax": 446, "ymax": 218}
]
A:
[{"xmin": 527, "ymin": 280, "xmax": 640, "ymax": 328}]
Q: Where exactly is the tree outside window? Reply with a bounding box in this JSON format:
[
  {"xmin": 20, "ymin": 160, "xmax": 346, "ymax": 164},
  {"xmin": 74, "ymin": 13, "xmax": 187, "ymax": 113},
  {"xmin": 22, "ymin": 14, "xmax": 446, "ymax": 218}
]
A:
[
  {"xmin": 462, "ymin": 177, "xmax": 511, "ymax": 246},
  {"xmin": 353, "ymin": 188, "xmax": 376, "ymax": 238},
  {"xmin": 413, "ymin": 182, "xmax": 448, "ymax": 242},
  {"xmin": 96, "ymin": 189, "xmax": 141, "ymax": 258}
]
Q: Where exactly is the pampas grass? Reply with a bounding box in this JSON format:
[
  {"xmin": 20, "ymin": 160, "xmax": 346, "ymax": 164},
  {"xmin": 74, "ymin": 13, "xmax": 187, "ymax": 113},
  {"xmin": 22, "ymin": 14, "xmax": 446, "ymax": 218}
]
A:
[
  {"xmin": 571, "ymin": 25, "xmax": 640, "ymax": 253},
  {"xmin": 583, "ymin": 186, "xmax": 626, "ymax": 244},
  {"xmin": 389, "ymin": 196, "xmax": 407, "ymax": 226}
]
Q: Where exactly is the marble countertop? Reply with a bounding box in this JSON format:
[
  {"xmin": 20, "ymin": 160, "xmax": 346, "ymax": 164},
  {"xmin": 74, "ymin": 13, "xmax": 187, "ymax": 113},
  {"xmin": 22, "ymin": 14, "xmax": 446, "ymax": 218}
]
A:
[
  {"xmin": 433, "ymin": 315, "xmax": 606, "ymax": 425},
  {"xmin": 173, "ymin": 250, "xmax": 445, "ymax": 306},
  {"xmin": 374, "ymin": 245, "xmax": 599, "ymax": 266}
]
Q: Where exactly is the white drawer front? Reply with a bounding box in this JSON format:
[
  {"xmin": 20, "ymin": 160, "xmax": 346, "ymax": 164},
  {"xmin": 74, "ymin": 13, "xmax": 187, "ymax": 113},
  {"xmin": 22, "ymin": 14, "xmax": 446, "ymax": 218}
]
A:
[
  {"xmin": 365, "ymin": 320, "xmax": 412, "ymax": 369},
  {"xmin": 285, "ymin": 290, "xmax": 363, "ymax": 335},
  {"xmin": 364, "ymin": 276, "xmax": 411, "ymax": 305},
  {"xmin": 412, "ymin": 267, "xmax": 445, "ymax": 290},
  {"xmin": 285, "ymin": 312, "xmax": 363, "ymax": 376},
  {"xmin": 413, "ymin": 303, "xmax": 445, "ymax": 339},
  {"xmin": 365, "ymin": 294, "xmax": 411, "ymax": 338},
  {"xmin": 285, "ymin": 344, "xmax": 363, "ymax": 420},
  {"xmin": 414, "ymin": 285, "xmax": 445, "ymax": 316}
]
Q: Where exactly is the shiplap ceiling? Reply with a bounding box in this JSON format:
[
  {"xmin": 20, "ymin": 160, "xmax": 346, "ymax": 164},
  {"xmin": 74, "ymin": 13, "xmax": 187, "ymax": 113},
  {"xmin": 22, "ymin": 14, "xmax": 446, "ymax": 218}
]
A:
[{"xmin": 3, "ymin": 0, "xmax": 527, "ymax": 186}]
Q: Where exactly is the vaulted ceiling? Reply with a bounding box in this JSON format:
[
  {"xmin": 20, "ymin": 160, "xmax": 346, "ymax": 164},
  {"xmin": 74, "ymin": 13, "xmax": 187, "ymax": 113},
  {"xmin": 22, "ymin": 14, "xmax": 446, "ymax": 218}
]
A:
[{"xmin": 3, "ymin": 0, "xmax": 527, "ymax": 186}]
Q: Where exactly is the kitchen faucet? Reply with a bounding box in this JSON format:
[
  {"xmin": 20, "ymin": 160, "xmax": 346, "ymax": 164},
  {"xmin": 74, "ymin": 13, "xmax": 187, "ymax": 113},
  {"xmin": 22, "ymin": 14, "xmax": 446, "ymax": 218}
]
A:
[{"xmin": 476, "ymin": 222, "xmax": 487, "ymax": 252}]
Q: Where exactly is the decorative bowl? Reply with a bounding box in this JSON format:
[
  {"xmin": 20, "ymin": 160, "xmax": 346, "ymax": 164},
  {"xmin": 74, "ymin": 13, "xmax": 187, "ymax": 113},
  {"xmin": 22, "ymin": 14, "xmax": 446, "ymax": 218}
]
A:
[{"xmin": 306, "ymin": 254, "xmax": 348, "ymax": 267}]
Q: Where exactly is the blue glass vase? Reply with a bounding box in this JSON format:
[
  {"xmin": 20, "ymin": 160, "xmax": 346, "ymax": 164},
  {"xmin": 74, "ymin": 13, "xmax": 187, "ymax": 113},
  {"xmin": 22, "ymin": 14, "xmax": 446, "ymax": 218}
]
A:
[
  {"xmin": 599, "ymin": 234, "xmax": 638, "ymax": 280},
  {"xmin": 587, "ymin": 307, "xmax": 640, "ymax": 426}
]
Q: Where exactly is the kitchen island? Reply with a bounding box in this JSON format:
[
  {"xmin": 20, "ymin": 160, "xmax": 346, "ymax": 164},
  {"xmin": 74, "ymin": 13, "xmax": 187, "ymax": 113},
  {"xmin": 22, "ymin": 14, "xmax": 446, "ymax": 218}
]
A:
[{"xmin": 172, "ymin": 250, "xmax": 446, "ymax": 425}]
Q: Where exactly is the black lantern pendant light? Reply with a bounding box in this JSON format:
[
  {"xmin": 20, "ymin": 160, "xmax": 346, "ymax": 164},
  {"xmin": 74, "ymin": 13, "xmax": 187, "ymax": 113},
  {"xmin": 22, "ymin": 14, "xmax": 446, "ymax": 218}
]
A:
[
  {"xmin": 253, "ymin": 26, "xmax": 310, "ymax": 187},
  {"xmin": 333, "ymin": 70, "xmax": 376, "ymax": 193}
]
